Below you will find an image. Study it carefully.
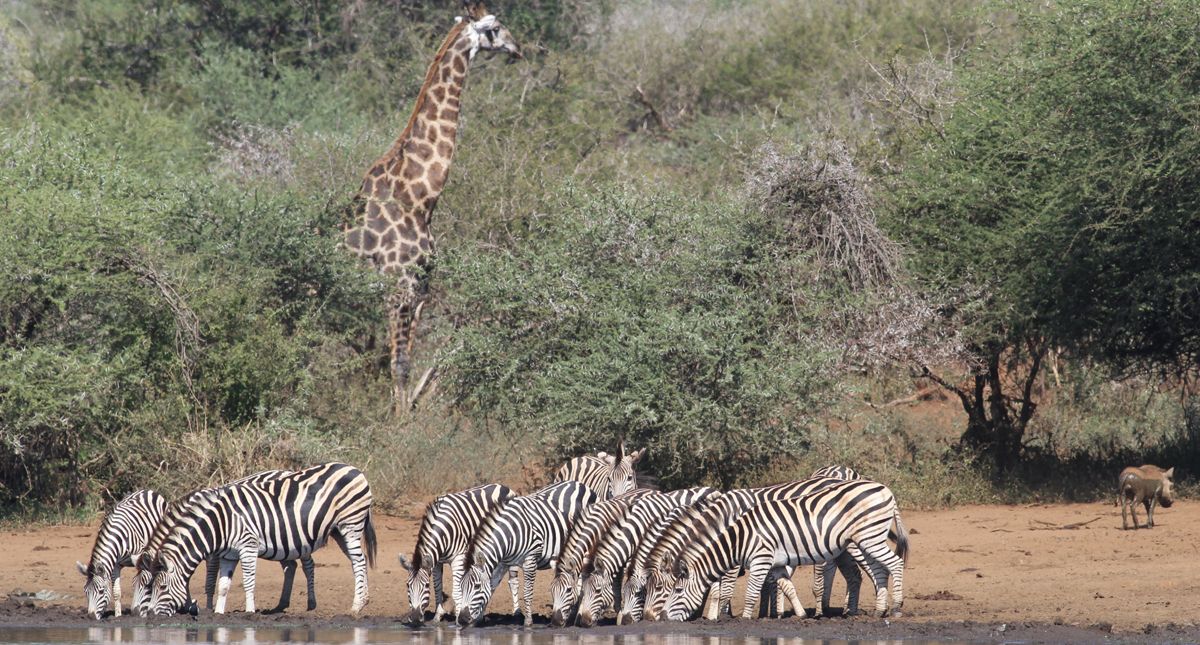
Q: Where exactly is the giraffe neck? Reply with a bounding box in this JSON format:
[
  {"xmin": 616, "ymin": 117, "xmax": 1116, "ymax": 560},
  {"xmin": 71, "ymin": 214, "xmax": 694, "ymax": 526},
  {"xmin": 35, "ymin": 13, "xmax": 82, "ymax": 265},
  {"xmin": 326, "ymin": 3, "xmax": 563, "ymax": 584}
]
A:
[{"xmin": 363, "ymin": 23, "xmax": 474, "ymax": 219}]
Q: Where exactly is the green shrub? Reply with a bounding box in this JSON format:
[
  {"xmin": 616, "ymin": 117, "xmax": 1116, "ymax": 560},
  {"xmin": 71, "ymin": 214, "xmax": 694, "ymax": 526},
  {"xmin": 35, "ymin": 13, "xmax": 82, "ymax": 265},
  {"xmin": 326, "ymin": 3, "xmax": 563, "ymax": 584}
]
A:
[{"xmin": 437, "ymin": 185, "xmax": 838, "ymax": 488}]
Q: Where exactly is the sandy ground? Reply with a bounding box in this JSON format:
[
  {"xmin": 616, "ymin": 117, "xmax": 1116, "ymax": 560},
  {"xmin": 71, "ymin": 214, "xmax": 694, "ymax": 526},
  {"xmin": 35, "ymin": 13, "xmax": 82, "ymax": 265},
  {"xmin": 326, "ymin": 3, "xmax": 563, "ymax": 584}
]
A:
[{"xmin": 3, "ymin": 501, "xmax": 1199, "ymax": 642}]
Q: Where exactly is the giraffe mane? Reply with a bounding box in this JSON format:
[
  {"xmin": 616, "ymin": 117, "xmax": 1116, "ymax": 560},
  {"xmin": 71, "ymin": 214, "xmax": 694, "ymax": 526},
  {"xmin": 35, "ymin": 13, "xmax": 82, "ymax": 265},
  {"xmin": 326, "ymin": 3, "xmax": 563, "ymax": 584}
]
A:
[{"xmin": 368, "ymin": 20, "xmax": 469, "ymax": 177}]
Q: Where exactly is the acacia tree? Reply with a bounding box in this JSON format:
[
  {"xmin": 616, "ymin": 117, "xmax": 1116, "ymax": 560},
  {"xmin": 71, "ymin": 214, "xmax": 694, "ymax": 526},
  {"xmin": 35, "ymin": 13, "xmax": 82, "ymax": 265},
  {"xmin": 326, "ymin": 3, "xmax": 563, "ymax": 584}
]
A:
[{"xmin": 889, "ymin": 0, "xmax": 1200, "ymax": 469}]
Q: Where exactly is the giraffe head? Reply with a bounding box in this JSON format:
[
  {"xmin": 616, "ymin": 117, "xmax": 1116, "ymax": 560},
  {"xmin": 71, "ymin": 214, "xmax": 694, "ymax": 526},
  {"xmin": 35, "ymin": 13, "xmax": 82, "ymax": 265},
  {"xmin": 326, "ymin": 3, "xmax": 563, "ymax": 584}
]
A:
[{"xmin": 458, "ymin": 2, "xmax": 522, "ymax": 60}]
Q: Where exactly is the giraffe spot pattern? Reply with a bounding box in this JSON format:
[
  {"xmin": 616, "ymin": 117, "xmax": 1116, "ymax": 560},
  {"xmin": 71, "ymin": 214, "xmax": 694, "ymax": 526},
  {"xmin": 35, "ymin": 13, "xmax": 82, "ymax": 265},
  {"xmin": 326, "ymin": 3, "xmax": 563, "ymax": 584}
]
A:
[{"xmin": 402, "ymin": 159, "xmax": 424, "ymax": 181}]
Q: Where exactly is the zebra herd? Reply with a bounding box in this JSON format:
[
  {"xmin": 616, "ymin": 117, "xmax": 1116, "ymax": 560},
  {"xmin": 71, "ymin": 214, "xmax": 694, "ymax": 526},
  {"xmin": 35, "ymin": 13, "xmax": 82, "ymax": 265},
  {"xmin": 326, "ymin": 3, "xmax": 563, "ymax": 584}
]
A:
[
  {"xmin": 76, "ymin": 463, "xmax": 376, "ymax": 620},
  {"xmin": 404, "ymin": 450, "xmax": 908, "ymax": 627},
  {"xmin": 77, "ymin": 449, "xmax": 908, "ymax": 627}
]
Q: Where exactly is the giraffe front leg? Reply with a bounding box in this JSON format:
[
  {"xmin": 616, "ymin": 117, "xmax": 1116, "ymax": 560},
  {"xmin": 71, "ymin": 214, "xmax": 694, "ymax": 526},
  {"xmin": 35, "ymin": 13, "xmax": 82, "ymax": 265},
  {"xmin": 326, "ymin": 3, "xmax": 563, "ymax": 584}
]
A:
[{"xmin": 387, "ymin": 278, "xmax": 419, "ymax": 413}]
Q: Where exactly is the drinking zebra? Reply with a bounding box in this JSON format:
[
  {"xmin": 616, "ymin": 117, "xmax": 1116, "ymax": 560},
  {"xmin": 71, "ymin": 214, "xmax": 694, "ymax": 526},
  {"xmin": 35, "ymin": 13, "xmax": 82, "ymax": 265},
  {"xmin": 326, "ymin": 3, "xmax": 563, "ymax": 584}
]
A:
[
  {"xmin": 456, "ymin": 480, "xmax": 598, "ymax": 626},
  {"xmin": 665, "ymin": 478, "xmax": 909, "ymax": 621},
  {"xmin": 549, "ymin": 488, "xmax": 655, "ymax": 626},
  {"xmin": 397, "ymin": 483, "xmax": 520, "ymax": 623},
  {"xmin": 76, "ymin": 489, "xmax": 166, "ymax": 619},
  {"xmin": 575, "ymin": 486, "xmax": 716, "ymax": 627},
  {"xmin": 132, "ymin": 469, "xmax": 316, "ymax": 617},
  {"xmin": 637, "ymin": 477, "xmax": 863, "ymax": 622},
  {"xmin": 553, "ymin": 443, "xmax": 647, "ymax": 499},
  {"xmin": 143, "ymin": 462, "xmax": 377, "ymax": 616}
]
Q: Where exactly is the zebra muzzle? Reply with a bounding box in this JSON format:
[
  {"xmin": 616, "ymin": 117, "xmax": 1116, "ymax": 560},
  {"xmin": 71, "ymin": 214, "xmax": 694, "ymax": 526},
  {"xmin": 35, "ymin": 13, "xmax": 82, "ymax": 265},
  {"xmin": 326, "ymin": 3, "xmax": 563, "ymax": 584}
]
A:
[{"xmin": 183, "ymin": 599, "xmax": 199, "ymax": 616}]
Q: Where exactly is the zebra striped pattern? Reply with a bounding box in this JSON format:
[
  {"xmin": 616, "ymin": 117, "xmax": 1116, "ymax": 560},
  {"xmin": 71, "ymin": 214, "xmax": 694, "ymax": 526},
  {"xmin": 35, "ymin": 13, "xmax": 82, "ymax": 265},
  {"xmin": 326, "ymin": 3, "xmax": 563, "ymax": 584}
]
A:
[
  {"xmin": 76, "ymin": 489, "xmax": 166, "ymax": 619},
  {"xmin": 456, "ymin": 480, "xmax": 597, "ymax": 626},
  {"xmin": 145, "ymin": 462, "xmax": 377, "ymax": 616},
  {"xmin": 640, "ymin": 477, "xmax": 853, "ymax": 622},
  {"xmin": 809, "ymin": 464, "xmax": 863, "ymax": 481},
  {"xmin": 397, "ymin": 483, "xmax": 516, "ymax": 623},
  {"xmin": 575, "ymin": 486, "xmax": 715, "ymax": 626},
  {"xmin": 549, "ymin": 488, "xmax": 655, "ymax": 626},
  {"xmin": 665, "ymin": 478, "xmax": 909, "ymax": 621},
  {"xmin": 133, "ymin": 469, "xmax": 313, "ymax": 617},
  {"xmin": 553, "ymin": 444, "xmax": 647, "ymax": 499}
]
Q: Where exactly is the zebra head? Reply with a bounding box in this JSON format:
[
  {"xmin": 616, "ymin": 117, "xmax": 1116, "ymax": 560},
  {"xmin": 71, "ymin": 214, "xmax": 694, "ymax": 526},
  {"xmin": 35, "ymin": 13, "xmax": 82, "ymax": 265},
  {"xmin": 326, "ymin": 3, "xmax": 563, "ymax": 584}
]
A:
[
  {"xmin": 642, "ymin": 564, "xmax": 676, "ymax": 621},
  {"xmin": 396, "ymin": 553, "xmax": 431, "ymax": 623},
  {"xmin": 576, "ymin": 566, "xmax": 615, "ymax": 627},
  {"xmin": 664, "ymin": 558, "xmax": 706, "ymax": 622},
  {"xmin": 548, "ymin": 567, "xmax": 579, "ymax": 627},
  {"xmin": 617, "ymin": 570, "xmax": 647, "ymax": 624},
  {"xmin": 131, "ymin": 554, "xmax": 156, "ymax": 617},
  {"xmin": 76, "ymin": 561, "xmax": 110, "ymax": 619},
  {"xmin": 147, "ymin": 557, "xmax": 196, "ymax": 616},
  {"xmin": 609, "ymin": 443, "xmax": 647, "ymax": 496},
  {"xmin": 456, "ymin": 561, "xmax": 503, "ymax": 626}
]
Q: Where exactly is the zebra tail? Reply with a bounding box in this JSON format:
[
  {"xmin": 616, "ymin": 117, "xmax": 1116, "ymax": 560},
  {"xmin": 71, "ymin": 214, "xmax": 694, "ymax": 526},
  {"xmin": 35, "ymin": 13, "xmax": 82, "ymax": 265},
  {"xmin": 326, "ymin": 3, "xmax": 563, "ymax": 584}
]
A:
[
  {"xmin": 364, "ymin": 510, "xmax": 378, "ymax": 569},
  {"xmin": 893, "ymin": 509, "xmax": 909, "ymax": 563}
]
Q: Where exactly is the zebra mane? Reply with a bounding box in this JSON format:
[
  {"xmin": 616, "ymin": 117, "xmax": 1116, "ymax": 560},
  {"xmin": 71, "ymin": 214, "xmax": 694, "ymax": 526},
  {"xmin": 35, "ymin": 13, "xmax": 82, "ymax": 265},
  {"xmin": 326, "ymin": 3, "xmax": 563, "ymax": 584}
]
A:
[
  {"xmin": 410, "ymin": 495, "xmax": 453, "ymax": 571},
  {"xmin": 582, "ymin": 492, "xmax": 654, "ymax": 576},
  {"xmin": 461, "ymin": 495, "xmax": 509, "ymax": 568},
  {"xmin": 672, "ymin": 494, "xmax": 756, "ymax": 577},
  {"xmin": 139, "ymin": 488, "xmax": 215, "ymax": 570}
]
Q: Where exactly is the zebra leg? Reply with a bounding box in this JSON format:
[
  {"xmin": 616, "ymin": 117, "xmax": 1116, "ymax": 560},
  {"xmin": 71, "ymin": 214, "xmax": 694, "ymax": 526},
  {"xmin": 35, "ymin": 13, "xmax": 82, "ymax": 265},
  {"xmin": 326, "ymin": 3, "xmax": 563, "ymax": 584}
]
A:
[
  {"xmin": 432, "ymin": 563, "xmax": 446, "ymax": 621},
  {"xmin": 777, "ymin": 568, "xmax": 804, "ymax": 618},
  {"xmin": 812, "ymin": 561, "xmax": 832, "ymax": 617},
  {"xmin": 268, "ymin": 560, "xmax": 296, "ymax": 613},
  {"xmin": 332, "ymin": 527, "xmax": 370, "ymax": 614},
  {"xmin": 848, "ymin": 541, "xmax": 890, "ymax": 617},
  {"xmin": 237, "ymin": 549, "xmax": 259, "ymax": 609},
  {"xmin": 836, "ymin": 550, "xmax": 864, "ymax": 616},
  {"xmin": 521, "ymin": 558, "xmax": 538, "ymax": 627},
  {"xmin": 1146, "ymin": 496, "xmax": 1157, "ymax": 528},
  {"xmin": 301, "ymin": 555, "xmax": 317, "ymax": 611},
  {"xmin": 110, "ymin": 569, "xmax": 123, "ymax": 617},
  {"xmin": 720, "ymin": 568, "xmax": 736, "ymax": 618},
  {"xmin": 449, "ymin": 554, "xmax": 467, "ymax": 619},
  {"xmin": 204, "ymin": 554, "xmax": 220, "ymax": 610},
  {"xmin": 739, "ymin": 559, "xmax": 771, "ymax": 620},
  {"xmin": 214, "ymin": 557, "xmax": 239, "ymax": 614},
  {"xmin": 862, "ymin": 537, "xmax": 904, "ymax": 616},
  {"xmin": 508, "ymin": 567, "xmax": 521, "ymax": 616}
]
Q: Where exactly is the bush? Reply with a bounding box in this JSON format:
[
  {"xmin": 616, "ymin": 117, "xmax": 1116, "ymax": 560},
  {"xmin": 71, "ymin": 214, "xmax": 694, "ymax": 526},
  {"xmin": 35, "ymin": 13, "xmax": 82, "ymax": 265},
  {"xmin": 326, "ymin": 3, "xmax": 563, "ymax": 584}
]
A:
[{"xmin": 437, "ymin": 185, "xmax": 838, "ymax": 488}]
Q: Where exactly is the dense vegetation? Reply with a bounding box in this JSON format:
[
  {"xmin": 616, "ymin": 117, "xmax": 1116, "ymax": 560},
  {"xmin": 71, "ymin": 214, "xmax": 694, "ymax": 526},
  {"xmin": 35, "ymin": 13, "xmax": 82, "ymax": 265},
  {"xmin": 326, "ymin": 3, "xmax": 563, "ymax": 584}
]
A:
[{"xmin": 0, "ymin": 0, "xmax": 1196, "ymax": 516}]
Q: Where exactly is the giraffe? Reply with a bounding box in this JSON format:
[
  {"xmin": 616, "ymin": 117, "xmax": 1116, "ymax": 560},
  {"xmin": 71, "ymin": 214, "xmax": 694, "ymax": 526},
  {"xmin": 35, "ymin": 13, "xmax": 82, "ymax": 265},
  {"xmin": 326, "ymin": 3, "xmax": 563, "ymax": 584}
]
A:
[{"xmin": 343, "ymin": 1, "xmax": 521, "ymax": 411}]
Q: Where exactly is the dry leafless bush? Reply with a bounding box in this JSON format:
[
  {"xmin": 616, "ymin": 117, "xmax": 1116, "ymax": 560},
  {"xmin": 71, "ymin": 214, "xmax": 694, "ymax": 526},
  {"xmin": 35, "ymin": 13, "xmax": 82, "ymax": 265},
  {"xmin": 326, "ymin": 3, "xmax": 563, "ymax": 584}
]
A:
[
  {"xmin": 746, "ymin": 137, "xmax": 973, "ymax": 372},
  {"xmin": 212, "ymin": 122, "xmax": 299, "ymax": 185}
]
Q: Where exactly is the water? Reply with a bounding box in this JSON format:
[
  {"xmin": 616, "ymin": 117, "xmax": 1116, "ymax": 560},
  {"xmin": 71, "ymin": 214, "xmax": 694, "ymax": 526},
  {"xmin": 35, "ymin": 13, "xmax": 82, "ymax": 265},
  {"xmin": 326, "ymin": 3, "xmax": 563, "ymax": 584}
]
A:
[{"xmin": 0, "ymin": 626, "xmax": 951, "ymax": 645}]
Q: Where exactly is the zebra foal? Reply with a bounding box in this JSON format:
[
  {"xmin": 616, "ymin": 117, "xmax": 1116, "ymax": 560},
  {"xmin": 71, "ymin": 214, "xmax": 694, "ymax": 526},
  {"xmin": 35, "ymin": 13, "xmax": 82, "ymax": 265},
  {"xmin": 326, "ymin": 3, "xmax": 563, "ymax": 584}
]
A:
[
  {"xmin": 456, "ymin": 480, "xmax": 597, "ymax": 626},
  {"xmin": 397, "ymin": 483, "xmax": 519, "ymax": 623},
  {"xmin": 77, "ymin": 489, "xmax": 166, "ymax": 619},
  {"xmin": 144, "ymin": 462, "xmax": 377, "ymax": 616}
]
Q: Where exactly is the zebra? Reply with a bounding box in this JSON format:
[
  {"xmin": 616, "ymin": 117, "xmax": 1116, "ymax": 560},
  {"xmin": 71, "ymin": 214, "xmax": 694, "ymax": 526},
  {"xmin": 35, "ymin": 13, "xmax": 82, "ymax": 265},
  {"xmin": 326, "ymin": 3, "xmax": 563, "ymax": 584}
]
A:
[
  {"xmin": 549, "ymin": 488, "xmax": 655, "ymax": 626},
  {"xmin": 553, "ymin": 442, "xmax": 647, "ymax": 499},
  {"xmin": 810, "ymin": 464, "xmax": 862, "ymax": 481},
  {"xmin": 132, "ymin": 469, "xmax": 315, "ymax": 617},
  {"xmin": 638, "ymin": 478, "xmax": 864, "ymax": 622},
  {"xmin": 144, "ymin": 462, "xmax": 377, "ymax": 616},
  {"xmin": 396, "ymin": 483, "xmax": 519, "ymax": 623},
  {"xmin": 76, "ymin": 489, "xmax": 166, "ymax": 619},
  {"xmin": 575, "ymin": 486, "xmax": 715, "ymax": 627},
  {"xmin": 456, "ymin": 480, "xmax": 598, "ymax": 626},
  {"xmin": 664, "ymin": 478, "xmax": 909, "ymax": 621}
]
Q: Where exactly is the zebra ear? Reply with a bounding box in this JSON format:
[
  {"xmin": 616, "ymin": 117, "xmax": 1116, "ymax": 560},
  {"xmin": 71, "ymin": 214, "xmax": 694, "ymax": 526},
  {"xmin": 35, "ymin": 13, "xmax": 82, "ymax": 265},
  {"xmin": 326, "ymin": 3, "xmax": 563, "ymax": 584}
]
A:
[
  {"xmin": 618, "ymin": 440, "xmax": 627, "ymax": 459},
  {"xmin": 397, "ymin": 554, "xmax": 414, "ymax": 573},
  {"xmin": 76, "ymin": 561, "xmax": 89, "ymax": 577},
  {"xmin": 1165, "ymin": 467, "xmax": 1175, "ymax": 478},
  {"xmin": 629, "ymin": 447, "xmax": 647, "ymax": 464}
]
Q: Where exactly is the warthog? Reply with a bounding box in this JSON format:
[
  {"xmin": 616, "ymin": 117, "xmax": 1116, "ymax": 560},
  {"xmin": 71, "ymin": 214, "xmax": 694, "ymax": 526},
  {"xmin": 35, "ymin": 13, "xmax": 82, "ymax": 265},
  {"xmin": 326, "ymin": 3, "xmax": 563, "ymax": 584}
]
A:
[{"xmin": 1118, "ymin": 465, "xmax": 1174, "ymax": 530}]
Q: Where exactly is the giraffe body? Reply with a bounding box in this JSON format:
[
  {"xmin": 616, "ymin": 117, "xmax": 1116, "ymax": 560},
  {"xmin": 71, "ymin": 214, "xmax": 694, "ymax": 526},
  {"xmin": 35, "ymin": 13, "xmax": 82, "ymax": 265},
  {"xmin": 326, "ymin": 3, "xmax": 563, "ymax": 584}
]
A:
[{"xmin": 343, "ymin": 6, "xmax": 520, "ymax": 410}]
